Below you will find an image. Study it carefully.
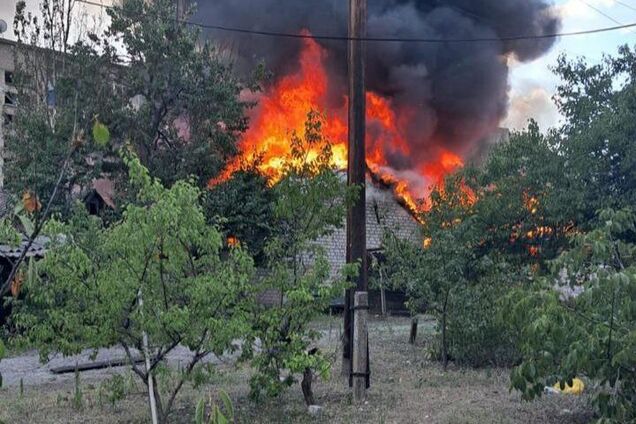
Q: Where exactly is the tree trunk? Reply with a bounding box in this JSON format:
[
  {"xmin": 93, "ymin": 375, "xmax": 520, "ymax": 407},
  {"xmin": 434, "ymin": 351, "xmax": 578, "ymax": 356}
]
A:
[
  {"xmin": 409, "ymin": 316, "xmax": 418, "ymax": 344},
  {"xmin": 441, "ymin": 293, "xmax": 449, "ymax": 371},
  {"xmin": 153, "ymin": 375, "xmax": 167, "ymax": 424},
  {"xmin": 380, "ymin": 286, "xmax": 387, "ymax": 317},
  {"xmin": 441, "ymin": 310, "xmax": 448, "ymax": 371},
  {"xmin": 301, "ymin": 367, "xmax": 315, "ymax": 406},
  {"xmin": 138, "ymin": 288, "xmax": 159, "ymax": 424}
]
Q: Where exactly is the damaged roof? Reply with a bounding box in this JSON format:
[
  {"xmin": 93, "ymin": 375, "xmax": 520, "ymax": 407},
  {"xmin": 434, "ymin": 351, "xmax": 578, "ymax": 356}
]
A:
[
  {"xmin": 0, "ymin": 236, "xmax": 50, "ymax": 259},
  {"xmin": 91, "ymin": 178, "xmax": 116, "ymax": 210}
]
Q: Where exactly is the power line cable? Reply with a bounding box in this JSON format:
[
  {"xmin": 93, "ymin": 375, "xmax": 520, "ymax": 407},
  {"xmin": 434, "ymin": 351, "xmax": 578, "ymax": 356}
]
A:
[
  {"xmin": 579, "ymin": 0, "xmax": 625, "ymax": 26},
  {"xmin": 578, "ymin": 0, "xmax": 636, "ymax": 34},
  {"xmin": 76, "ymin": 0, "xmax": 636, "ymax": 43},
  {"xmin": 429, "ymin": 0, "xmax": 489, "ymax": 25},
  {"xmin": 615, "ymin": 0, "xmax": 636, "ymax": 13}
]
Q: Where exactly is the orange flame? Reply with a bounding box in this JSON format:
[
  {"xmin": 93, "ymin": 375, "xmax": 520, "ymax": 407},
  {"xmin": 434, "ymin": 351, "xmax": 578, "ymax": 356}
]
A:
[
  {"xmin": 212, "ymin": 35, "xmax": 467, "ymax": 213},
  {"xmin": 227, "ymin": 235, "xmax": 240, "ymax": 247}
]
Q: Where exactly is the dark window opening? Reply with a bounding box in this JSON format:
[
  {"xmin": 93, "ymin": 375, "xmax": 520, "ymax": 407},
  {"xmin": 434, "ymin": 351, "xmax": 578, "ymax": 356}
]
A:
[
  {"xmin": 4, "ymin": 93, "xmax": 15, "ymax": 106},
  {"xmin": 3, "ymin": 113, "xmax": 13, "ymax": 126},
  {"xmin": 4, "ymin": 71, "xmax": 14, "ymax": 85}
]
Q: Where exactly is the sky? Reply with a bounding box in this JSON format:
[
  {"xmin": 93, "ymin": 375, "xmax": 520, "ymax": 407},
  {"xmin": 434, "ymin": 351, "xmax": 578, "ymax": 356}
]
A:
[
  {"xmin": 0, "ymin": 0, "xmax": 634, "ymax": 132},
  {"xmin": 505, "ymin": 0, "xmax": 635, "ymax": 130}
]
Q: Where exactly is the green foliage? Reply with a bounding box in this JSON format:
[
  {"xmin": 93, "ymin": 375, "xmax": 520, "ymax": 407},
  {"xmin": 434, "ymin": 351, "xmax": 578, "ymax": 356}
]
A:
[
  {"xmin": 553, "ymin": 46, "xmax": 636, "ymax": 219},
  {"xmin": 92, "ymin": 121, "xmax": 111, "ymax": 147},
  {"xmin": 105, "ymin": 0, "xmax": 251, "ymax": 189},
  {"xmin": 204, "ymin": 168, "xmax": 276, "ymax": 265},
  {"xmin": 73, "ymin": 367, "xmax": 83, "ymax": 410},
  {"xmin": 195, "ymin": 390, "xmax": 234, "ymax": 424},
  {"xmin": 7, "ymin": 0, "xmax": 119, "ymax": 216},
  {"xmin": 6, "ymin": 0, "xmax": 252, "ymax": 216},
  {"xmin": 0, "ymin": 217, "xmax": 21, "ymax": 248},
  {"xmin": 384, "ymin": 176, "xmax": 485, "ymax": 368},
  {"xmin": 100, "ymin": 374, "xmax": 128, "ymax": 407},
  {"xmin": 383, "ymin": 174, "xmax": 528, "ymax": 367},
  {"xmin": 508, "ymin": 208, "xmax": 636, "ymax": 422},
  {"xmin": 445, "ymin": 283, "xmax": 520, "ymax": 367},
  {"xmin": 376, "ymin": 46, "xmax": 636, "ymax": 377},
  {"xmin": 473, "ymin": 121, "xmax": 574, "ymax": 265},
  {"xmin": 14, "ymin": 152, "xmax": 255, "ymax": 423},
  {"xmin": 248, "ymin": 111, "xmax": 357, "ymax": 400}
]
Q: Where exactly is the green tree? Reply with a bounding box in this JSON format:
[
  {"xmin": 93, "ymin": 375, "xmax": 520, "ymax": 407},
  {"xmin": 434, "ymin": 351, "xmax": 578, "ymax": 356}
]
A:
[
  {"xmin": 384, "ymin": 176, "xmax": 480, "ymax": 369},
  {"xmin": 5, "ymin": 0, "xmax": 252, "ymax": 215},
  {"xmin": 204, "ymin": 167, "xmax": 276, "ymax": 265},
  {"xmin": 105, "ymin": 0, "xmax": 252, "ymax": 188},
  {"xmin": 248, "ymin": 112, "xmax": 357, "ymax": 404},
  {"xmin": 552, "ymin": 46, "xmax": 636, "ymax": 220},
  {"xmin": 6, "ymin": 0, "xmax": 115, "ymax": 216},
  {"xmin": 509, "ymin": 208, "xmax": 636, "ymax": 423},
  {"xmin": 471, "ymin": 121, "xmax": 575, "ymax": 266},
  {"xmin": 14, "ymin": 152, "xmax": 255, "ymax": 423}
]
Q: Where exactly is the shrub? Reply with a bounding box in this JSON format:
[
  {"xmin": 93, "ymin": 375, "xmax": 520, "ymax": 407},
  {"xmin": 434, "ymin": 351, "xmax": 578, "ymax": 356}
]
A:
[
  {"xmin": 509, "ymin": 209, "xmax": 636, "ymax": 423},
  {"xmin": 444, "ymin": 284, "xmax": 521, "ymax": 367},
  {"xmin": 14, "ymin": 153, "xmax": 255, "ymax": 423}
]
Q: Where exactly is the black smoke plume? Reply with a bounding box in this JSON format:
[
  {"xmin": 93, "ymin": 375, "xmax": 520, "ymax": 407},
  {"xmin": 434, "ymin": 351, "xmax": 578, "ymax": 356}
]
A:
[{"xmin": 192, "ymin": 0, "xmax": 560, "ymax": 171}]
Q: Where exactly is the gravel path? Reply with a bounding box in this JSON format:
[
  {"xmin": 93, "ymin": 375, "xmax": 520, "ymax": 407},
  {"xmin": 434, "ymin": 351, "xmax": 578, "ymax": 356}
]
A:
[
  {"xmin": 0, "ymin": 317, "xmax": 416, "ymax": 389},
  {"xmin": 0, "ymin": 345, "xmax": 230, "ymax": 388}
]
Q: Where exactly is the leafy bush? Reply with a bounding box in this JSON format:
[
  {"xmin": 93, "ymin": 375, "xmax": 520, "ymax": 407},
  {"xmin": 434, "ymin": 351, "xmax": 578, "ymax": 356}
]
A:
[
  {"xmin": 509, "ymin": 209, "xmax": 636, "ymax": 423},
  {"xmin": 247, "ymin": 112, "xmax": 357, "ymax": 401},
  {"xmin": 195, "ymin": 390, "xmax": 234, "ymax": 424},
  {"xmin": 14, "ymin": 152, "xmax": 256, "ymax": 423},
  {"xmin": 445, "ymin": 284, "xmax": 521, "ymax": 367}
]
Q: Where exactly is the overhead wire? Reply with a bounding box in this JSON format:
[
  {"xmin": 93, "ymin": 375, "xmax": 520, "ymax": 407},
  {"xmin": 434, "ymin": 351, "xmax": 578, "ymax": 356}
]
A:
[
  {"xmin": 614, "ymin": 0, "xmax": 636, "ymax": 13},
  {"xmin": 578, "ymin": 0, "xmax": 636, "ymax": 34},
  {"xmin": 75, "ymin": 0, "xmax": 636, "ymax": 44}
]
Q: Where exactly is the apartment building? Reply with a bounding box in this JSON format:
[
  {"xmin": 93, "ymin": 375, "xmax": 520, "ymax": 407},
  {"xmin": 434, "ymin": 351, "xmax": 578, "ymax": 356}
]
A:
[{"xmin": 0, "ymin": 37, "xmax": 16, "ymax": 189}]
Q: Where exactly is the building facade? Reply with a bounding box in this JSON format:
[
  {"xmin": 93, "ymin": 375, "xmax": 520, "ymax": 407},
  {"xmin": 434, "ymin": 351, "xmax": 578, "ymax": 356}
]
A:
[
  {"xmin": 257, "ymin": 177, "xmax": 423, "ymax": 309},
  {"xmin": 0, "ymin": 38, "xmax": 16, "ymax": 189},
  {"xmin": 317, "ymin": 177, "xmax": 422, "ymax": 278}
]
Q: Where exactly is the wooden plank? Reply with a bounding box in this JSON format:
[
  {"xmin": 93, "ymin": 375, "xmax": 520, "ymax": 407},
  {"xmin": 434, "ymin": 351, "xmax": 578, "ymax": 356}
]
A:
[{"xmin": 50, "ymin": 356, "xmax": 145, "ymax": 374}]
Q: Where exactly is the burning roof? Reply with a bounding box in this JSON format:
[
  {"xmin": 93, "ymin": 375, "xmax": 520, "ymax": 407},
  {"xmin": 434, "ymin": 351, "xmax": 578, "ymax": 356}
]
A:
[{"xmin": 196, "ymin": 0, "xmax": 559, "ymax": 209}]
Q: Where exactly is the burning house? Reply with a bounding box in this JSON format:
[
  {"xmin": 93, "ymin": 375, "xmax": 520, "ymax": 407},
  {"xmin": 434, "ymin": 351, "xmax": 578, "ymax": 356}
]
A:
[
  {"xmin": 195, "ymin": 0, "xmax": 560, "ymax": 212},
  {"xmin": 195, "ymin": 0, "xmax": 558, "ymax": 308}
]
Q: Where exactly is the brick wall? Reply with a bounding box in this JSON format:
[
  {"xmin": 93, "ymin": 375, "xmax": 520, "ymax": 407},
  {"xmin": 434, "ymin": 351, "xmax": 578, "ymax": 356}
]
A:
[
  {"xmin": 315, "ymin": 179, "xmax": 422, "ymax": 279},
  {"xmin": 254, "ymin": 179, "xmax": 422, "ymax": 306}
]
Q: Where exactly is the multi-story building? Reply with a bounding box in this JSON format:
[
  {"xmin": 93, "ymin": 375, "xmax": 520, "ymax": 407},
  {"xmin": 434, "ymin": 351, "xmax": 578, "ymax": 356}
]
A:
[{"xmin": 0, "ymin": 37, "xmax": 16, "ymax": 189}]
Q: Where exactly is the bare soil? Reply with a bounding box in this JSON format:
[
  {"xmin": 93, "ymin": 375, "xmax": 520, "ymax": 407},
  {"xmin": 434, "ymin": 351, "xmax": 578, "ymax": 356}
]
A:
[{"xmin": 0, "ymin": 316, "xmax": 593, "ymax": 424}]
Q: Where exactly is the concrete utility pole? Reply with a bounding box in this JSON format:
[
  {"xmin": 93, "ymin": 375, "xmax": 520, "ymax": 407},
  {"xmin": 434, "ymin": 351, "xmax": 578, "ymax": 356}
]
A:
[
  {"xmin": 344, "ymin": 0, "xmax": 369, "ymax": 400},
  {"xmin": 176, "ymin": 0, "xmax": 187, "ymax": 20}
]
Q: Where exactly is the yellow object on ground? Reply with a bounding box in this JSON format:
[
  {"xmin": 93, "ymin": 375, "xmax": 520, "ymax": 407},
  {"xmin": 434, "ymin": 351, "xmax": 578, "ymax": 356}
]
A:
[{"xmin": 553, "ymin": 378, "xmax": 585, "ymax": 395}]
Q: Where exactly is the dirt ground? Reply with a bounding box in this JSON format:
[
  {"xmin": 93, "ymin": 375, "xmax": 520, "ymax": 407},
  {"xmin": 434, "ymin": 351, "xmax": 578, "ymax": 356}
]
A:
[{"xmin": 0, "ymin": 316, "xmax": 593, "ymax": 424}]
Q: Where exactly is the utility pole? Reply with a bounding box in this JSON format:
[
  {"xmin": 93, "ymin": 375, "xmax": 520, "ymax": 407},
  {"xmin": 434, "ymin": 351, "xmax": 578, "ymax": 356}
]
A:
[
  {"xmin": 344, "ymin": 0, "xmax": 369, "ymax": 400},
  {"xmin": 176, "ymin": 0, "xmax": 186, "ymax": 21}
]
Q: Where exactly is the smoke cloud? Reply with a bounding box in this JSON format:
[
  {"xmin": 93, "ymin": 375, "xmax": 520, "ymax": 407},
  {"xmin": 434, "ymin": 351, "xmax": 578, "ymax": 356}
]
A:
[{"xmin": 192, "ymin": 0, "xmax": 560, "ymax": 169}]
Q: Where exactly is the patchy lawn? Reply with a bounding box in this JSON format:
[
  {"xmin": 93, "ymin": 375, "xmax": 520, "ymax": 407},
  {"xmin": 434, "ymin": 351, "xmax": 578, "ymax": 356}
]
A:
[{"xmin": 0, "ymin": 316, "xmax": 593, "ymax": 424}]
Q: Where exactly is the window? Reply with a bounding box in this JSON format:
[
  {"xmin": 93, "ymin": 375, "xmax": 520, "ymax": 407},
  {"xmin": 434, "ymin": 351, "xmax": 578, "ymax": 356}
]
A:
[
  {"xmin": 3, "ymin": 112, "xmax": 13, "ymax": 126},
  {"xmin": 4, "ymin": 71, "xmax": 13, "ymax": 85},
  {"xmin": 4, "ymin": 93, "xmax": 14, "ymax": 106}
]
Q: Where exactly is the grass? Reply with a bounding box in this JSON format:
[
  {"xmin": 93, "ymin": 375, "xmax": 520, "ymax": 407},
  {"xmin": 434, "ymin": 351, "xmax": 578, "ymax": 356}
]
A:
[{"xmin": 0, "ymin": 315, "xmax": 593, "ymax": 424}]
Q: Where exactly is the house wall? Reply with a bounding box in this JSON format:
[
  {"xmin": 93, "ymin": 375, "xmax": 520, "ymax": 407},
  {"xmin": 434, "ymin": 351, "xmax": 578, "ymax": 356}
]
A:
[
  {"xmin": 256, "ymin": 180, "xmax": 422, "ymax": 307},
  {"xmin": 317, "ymin": 180, "xmax": 422, "ymax": 279}
]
